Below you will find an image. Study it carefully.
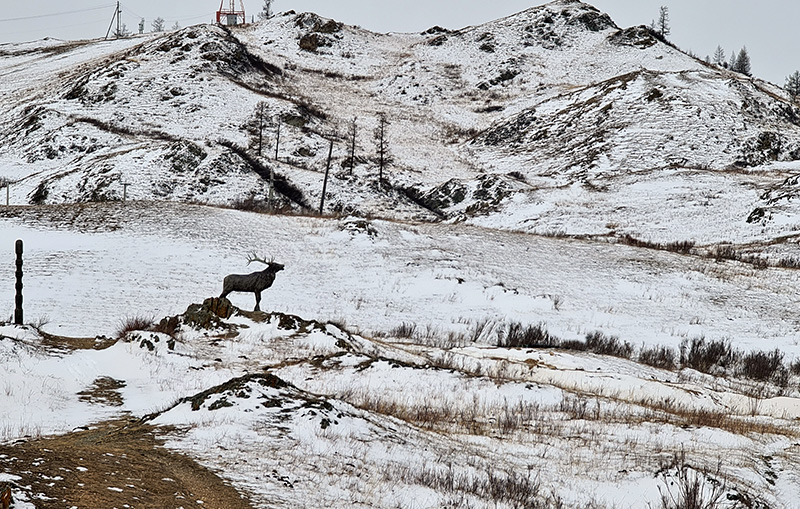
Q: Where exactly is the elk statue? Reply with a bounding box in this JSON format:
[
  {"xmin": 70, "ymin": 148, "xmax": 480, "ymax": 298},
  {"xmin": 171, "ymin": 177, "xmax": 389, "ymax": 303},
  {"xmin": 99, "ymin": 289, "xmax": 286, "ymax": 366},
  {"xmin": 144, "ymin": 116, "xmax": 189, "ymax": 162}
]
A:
[{"xmin": 220, "ymin": 253, "xmax": 284, "ymax": 311}]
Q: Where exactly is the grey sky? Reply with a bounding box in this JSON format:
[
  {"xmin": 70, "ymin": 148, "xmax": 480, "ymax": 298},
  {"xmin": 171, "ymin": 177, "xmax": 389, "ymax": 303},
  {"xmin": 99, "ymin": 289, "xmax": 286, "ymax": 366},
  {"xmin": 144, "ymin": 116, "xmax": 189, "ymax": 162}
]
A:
[{"xmin": 0, "ymin": 1, "xmax": 795, "ymax": 85}]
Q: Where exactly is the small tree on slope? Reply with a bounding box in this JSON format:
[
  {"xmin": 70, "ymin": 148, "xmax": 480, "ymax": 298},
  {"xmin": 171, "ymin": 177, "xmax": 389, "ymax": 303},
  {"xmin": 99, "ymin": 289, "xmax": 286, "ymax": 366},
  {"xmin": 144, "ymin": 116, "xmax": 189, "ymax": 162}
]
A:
[
  {"xmin": 713, "ymin": 45, "xmax": 725, "ymax": 67},
  {"xmin": 259, "ymin": 0, "xmax": 273, "ymax": 20},
  {"xmin": 650, "ymin": 6, "xmax": 670, "ymax": 40},
  {"xmin": 374, "ymin": 113, "xmax": 392, "ymax": 185},
  {"xmin": 732, "ymin": 47, "xmax": 752, "ymax": 76},
  {"xmin": 151, "ymin": 17, "xmax": 165, "ymax": 32},
  {"xmin": 786, "ymin": 71, "xmax": 800, "ymax": 102}
]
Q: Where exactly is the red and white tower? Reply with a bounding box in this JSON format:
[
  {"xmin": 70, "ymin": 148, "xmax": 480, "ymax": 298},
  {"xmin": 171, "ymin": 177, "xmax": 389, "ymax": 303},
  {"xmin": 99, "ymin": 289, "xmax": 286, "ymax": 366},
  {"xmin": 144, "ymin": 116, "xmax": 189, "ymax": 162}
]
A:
[{"xmin": 216, "ymin": 0, "xmax": 246, "ymax": 26}]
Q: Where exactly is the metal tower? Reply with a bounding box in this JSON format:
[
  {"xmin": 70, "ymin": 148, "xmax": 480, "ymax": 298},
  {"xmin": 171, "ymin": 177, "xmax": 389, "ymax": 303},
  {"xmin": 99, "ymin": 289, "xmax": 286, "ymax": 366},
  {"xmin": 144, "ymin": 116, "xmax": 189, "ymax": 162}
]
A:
[{"xmin": 216, "ymin": 0, "xmax": 246, "ymax": 26}]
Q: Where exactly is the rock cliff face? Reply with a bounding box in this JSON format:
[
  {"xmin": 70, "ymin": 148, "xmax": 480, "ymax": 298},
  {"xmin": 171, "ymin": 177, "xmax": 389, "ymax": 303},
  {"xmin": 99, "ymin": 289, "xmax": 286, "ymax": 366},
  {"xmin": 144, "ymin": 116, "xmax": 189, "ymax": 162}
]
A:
[{"xmin": 3, "ymin": 1, "xmax": 800, "ymax": 243}]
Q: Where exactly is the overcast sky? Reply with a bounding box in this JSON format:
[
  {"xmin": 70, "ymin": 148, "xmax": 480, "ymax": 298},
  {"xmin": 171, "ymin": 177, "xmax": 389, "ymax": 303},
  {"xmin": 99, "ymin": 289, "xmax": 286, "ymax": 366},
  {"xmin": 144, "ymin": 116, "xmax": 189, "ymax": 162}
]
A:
[{"xmin": 0, "ymin": 1, "xmax": 795, "ymax": 85}]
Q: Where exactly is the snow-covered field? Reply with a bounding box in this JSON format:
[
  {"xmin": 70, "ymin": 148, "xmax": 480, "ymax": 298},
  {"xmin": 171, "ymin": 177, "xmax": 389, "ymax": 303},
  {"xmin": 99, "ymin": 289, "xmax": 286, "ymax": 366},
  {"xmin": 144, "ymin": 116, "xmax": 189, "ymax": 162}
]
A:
[
  {"xmin": 2, "ymin": 202, "xmax": 800, "ymax": 507},
  {"xmin": 4, "ymin": 0, "xmax": 800, "ymax": 506}
]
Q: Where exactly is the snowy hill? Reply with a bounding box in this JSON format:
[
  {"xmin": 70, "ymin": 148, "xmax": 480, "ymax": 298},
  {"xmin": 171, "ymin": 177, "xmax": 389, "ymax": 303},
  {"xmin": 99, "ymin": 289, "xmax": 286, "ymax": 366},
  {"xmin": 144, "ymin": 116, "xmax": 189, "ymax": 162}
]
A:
[{"xmin": 3, "ymin": 0, "xmax": 800, "ymax": 245}]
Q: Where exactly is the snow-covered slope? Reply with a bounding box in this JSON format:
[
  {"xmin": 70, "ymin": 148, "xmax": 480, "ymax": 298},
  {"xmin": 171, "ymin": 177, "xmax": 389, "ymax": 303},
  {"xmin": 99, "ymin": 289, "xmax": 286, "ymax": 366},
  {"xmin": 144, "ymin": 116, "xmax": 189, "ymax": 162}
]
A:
[
  {"xmin": 3, "ymin": 0, "xmax": 800, "ymax": 246},
  {"xmin": 2, "ymin": 202, "xmax": 800, "ymax": 508}
]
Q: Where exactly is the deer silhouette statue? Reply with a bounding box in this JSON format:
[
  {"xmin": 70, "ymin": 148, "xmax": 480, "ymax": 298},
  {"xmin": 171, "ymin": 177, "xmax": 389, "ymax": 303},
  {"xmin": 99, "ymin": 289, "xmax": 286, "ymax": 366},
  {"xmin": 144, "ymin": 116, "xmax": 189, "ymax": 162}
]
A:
[{"xmin": 220, "ymin": 253, "xmax": 284, "ymax": 311}]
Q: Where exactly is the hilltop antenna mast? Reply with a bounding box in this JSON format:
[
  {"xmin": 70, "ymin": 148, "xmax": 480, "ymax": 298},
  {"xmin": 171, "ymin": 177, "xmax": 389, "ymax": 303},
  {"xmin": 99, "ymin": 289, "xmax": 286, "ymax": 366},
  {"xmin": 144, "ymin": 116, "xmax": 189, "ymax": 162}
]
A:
[{"xmin": 216, "ymin": 0, "xmax": 246, "ymax": 26}]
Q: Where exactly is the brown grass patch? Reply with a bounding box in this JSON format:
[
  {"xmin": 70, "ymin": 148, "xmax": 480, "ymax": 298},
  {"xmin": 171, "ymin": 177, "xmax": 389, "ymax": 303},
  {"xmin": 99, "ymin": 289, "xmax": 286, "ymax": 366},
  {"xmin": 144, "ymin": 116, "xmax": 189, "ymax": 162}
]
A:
[{"xmin": 0, "ymin": 418, "xmax": 252, "ymax": 509}]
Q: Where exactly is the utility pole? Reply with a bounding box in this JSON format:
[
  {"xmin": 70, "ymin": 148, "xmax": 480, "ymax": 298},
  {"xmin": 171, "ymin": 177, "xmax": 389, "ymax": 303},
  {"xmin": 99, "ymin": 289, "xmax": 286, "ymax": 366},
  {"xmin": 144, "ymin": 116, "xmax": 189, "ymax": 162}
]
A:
[
  {"xmin": 105, "ymin": 2, "xmax": 122, "ymax": 40},
  {"xmin": 319, "ymin": 139, "xmax": 334, "ymax": 215}
]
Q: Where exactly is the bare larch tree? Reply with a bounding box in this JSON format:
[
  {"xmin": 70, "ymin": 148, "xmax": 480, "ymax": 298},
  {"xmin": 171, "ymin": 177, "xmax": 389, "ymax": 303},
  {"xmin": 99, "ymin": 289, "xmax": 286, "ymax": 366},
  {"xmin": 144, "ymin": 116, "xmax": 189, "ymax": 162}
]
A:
[{"xmin": 374, "ymin": 113, "xmax": 392, "ymax": 185}]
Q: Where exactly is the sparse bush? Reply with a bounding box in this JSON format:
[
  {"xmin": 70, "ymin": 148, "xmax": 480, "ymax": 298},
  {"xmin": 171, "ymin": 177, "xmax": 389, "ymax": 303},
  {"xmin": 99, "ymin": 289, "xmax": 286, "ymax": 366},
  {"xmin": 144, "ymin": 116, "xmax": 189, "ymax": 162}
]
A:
[
  {"xmin": 390, "ymin": 322, "xmax": 417, "ymax": 339},
  {"xmin": 116, "ymin": 315, "xmax": 155, "ymax": 340},
  {"xmin": 559, "ymin": 394, "xmax": 599, "ymax": 420},
  {"xmin": 619, "ymin": 234, "xmax": 695, "ymax": 254},
  {"xmin": 584, "ymin": 331, "xmax": 634, "ymax": 359},
  {"xmin": 560, "ymin": 339, "xmax": 588, "ymax": 351},
  {"xmin": 469, "ymin": 318, "xmax": 493, "ymax": 343},
  {"xmin": 498, "ymin": 322, "xmax": 558, "ymax": 348},
  {"xmin": 658, "ymin": 454, "xmax": 727, "ymax": 509},
  {"xmin": 392, "ymin": 462, "xmax": 553, "ymax": 509},
  {"xmin": 680, "ymin": 337, "xmax": 738, "ymax": 375},
  {"xmin": 713, "ymin": 244, "xmax": 738, "ymax": 262},
  {"xmin": 639, "ymin": 345, "xmax": 677, "ymax": 370},
  {"xmin": 229, "ymin": 193, "xmax": 271, "ymax": 213},
  {"xmin": 790, "ymin": 359, "xmax": 800, "ymax": 376},
  {"xmin": 737, "ymin": 349, "xmax": 788, "ymax": 386}
]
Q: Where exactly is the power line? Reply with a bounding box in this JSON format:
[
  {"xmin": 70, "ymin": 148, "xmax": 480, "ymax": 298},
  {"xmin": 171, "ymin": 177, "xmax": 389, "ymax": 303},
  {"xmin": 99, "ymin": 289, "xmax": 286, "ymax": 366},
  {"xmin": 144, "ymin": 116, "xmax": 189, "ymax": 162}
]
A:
[
  {"xmin": 0, "ymin": 4, "xmax": 116, "ymax": 23},
  {"xmin": 0, "ymin": 17, "xmax": 109, "ymax": 37}
]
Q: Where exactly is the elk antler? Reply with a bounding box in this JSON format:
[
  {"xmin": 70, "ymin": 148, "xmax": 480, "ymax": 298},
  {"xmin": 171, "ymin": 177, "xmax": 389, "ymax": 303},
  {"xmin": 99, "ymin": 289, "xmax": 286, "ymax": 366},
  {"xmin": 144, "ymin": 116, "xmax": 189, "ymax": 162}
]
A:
[{"xmin": 246, "ymin": 253, "xmax": 273, "ymax": 266}]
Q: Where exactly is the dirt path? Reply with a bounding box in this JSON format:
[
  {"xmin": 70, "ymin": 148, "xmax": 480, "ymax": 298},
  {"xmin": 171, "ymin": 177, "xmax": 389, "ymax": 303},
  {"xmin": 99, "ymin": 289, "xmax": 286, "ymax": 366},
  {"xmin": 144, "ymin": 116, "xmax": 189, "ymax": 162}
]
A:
[{"xmin": 0, "ymin": 418, "xmax": 253, "ymax": 509}]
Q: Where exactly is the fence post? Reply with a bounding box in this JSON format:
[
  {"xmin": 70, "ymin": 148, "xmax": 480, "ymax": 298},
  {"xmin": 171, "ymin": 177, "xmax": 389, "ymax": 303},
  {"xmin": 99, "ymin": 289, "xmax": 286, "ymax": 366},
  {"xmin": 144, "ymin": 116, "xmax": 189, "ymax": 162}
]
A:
[
  {"xmin": 14, "ymin": 240, "xmax": 23, "ymax": 325},
  {"xmin": 319, "ymin": 139, "xmax": 333, "ymax": 215}
]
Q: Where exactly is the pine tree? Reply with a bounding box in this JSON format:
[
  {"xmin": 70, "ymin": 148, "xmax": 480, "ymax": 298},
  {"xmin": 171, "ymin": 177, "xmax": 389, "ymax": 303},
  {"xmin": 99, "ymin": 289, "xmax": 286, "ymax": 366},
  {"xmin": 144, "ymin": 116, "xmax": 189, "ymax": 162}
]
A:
[
  {"xmin": 258, "ymin": 0, "xmax": 274, "ymax": 20},
  {"xmin": 729, "ymin": 51, "xmax": 737, "ymax": 71},
  {"xmin": 151, "ymin": 17, "xmax": 165, "ymax": 32},
  {"xmin": 786, "ymin": 71, "xmax": 800, "ymax": 102},
  {"xmin": 712, "ymin": 45, "xmax": 725, "ymax": 66},
  {"xmin": 172, "ymin": 21, "xmax": 180, "ymax": 31},
  {"xmin": 732, "ymin": 47, "xmax": 751, "ymax": 76},
  {"xmin": 245, "ymin": 102, "xmax": 271, "ymax": 157}
]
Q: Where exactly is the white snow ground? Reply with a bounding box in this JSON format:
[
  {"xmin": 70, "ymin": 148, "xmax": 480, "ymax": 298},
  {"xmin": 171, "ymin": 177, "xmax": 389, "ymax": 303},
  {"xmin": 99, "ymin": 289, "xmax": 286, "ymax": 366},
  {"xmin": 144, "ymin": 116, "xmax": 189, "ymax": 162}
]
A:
[{"xmin": 1, "ymin": 202, "xmax": 800, "ymax": 507}]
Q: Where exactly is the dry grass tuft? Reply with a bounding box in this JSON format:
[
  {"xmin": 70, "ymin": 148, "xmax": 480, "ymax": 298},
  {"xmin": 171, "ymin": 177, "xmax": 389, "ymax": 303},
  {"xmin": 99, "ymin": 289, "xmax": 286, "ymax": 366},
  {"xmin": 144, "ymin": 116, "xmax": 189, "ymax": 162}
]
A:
[{"xmin": 115, "ymin": 315, "xmax": 155, "ymax": 340}]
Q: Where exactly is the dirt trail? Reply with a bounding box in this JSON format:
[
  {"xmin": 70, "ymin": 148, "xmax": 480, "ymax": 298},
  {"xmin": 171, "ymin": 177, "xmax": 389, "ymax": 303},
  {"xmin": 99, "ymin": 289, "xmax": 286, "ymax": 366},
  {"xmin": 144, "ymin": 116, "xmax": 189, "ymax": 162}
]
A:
[{"xmin": 0, "ymin": 418, "xmax": 253, "ymax": 509}]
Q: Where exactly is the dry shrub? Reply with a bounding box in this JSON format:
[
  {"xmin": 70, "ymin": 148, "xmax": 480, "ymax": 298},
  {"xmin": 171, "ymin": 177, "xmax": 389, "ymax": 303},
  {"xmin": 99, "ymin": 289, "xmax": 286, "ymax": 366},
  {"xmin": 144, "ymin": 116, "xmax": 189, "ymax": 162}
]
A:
[
  {"xmin": 498, "ymin": 322, "xmax": 557, "ymax": 348},
  {"xmin": 584, "ymin": 331, "xmax": 634, "ymax": 359},
  {"xmin": 116, "ymin": 315, "xmax": 155, "ymax": 339},
  {"xmin": 658, "ymin": 454, "xmax": 727, "ymax": 509},
  {"xmin": 639, "ymin": 345, "xmax": 677, "ymax": 370},
  {"xmin": 390, "ymin": 322, "xmax": 417, "ymax": 339},
  {"xmin": 736, "ymin": 349, "xmax": 787, "ymax": 386},
  {"xmin": 679, "ymin": 337, "xmax": 738, "ymax": 375}
]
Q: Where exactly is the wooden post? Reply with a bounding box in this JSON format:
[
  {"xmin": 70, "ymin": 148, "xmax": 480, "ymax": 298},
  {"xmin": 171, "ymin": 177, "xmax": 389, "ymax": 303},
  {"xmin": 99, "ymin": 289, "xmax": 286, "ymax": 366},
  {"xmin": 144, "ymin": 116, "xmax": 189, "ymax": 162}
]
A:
[
  {"xmin": 319, "ymin": 139, "xmax": 333, "ymax": 215},
  {"xmin": 5, "ymin": 184, "xmax": 8, "ymax": 206},
  {"xmin": 14, "ymin": 240, "xmax": 23, "ymax": 325},
  {"xmin": 122, "ymin": 182, "xmax": 130, "ymax": 202},
  {"xmin": 274, "ymin": 121, "xmax": 281, "ymax": 161},
  {"xmin": 268, "ymin": 167, "xmax": 274, "ymax": 213}
]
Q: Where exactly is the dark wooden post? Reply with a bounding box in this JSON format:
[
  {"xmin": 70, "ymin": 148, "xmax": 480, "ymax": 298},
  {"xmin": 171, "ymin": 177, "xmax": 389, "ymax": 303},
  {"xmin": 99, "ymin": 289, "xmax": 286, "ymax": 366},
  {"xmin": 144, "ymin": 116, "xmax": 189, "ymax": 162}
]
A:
[
  {"xmin": 14, "ymin": 239, "xmax": 23, "ymax": 325},
  {"xmin": 274, "ymin": 121, "xmax": 281, "ymax": 161},
  {"xmin": 319, "ymin": 139, "xmax": 333, "ymax": 215}
]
